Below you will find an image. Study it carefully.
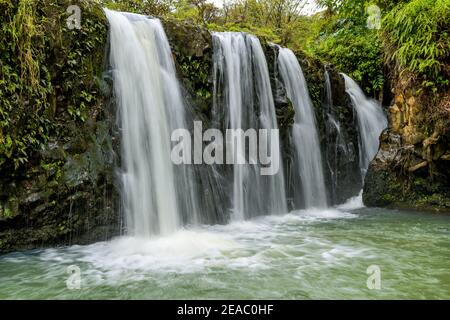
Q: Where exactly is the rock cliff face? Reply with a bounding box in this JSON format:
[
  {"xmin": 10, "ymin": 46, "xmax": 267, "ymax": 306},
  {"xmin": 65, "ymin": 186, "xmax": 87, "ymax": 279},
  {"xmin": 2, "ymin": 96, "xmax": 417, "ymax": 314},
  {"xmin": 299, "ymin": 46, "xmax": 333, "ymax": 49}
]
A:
[
  {"xmin": 0, "ymin": 0, "xmax": 122, "ymax": 252},
  {"xmin": 363, "ymin": 74, "xmax": 450, "ymax": 212},
  {"xmin": 321, "ymin": 65, "xmax": 362, "ymax": 205}
]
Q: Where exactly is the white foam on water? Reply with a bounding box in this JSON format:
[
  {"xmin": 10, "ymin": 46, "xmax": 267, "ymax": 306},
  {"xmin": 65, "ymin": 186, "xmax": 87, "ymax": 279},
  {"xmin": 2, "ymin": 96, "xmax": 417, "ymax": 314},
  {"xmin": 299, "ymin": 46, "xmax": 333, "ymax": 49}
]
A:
[
  {"xmin": 287, "ymin": 207, "xmax": 357, "ymax": 221},
  {"xmin": 22, "ymin": 207, "xmax": 362, "ymax": 288},
  {"xmin": 70, "ymin": 229, "xmax": 244, "ymax": 274},
  {"xmin": 336, "ymin": 191, "xmax": 364, "ymax": 211}
]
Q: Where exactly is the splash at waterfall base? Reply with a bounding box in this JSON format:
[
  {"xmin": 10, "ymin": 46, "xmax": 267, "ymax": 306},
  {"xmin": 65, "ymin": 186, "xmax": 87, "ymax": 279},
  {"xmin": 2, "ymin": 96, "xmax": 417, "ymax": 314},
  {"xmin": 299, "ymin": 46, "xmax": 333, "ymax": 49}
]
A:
[{"xmin": 171, "ymin": 121, "xmax": 281, "ymax": 176}]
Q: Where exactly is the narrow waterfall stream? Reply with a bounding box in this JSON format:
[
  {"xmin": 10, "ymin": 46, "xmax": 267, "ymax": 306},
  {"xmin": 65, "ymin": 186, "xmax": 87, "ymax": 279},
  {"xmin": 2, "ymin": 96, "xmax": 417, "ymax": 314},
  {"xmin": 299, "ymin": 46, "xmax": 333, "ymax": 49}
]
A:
[
  {"xmin": 323, "ymin": 69, "xmax": 353, "ymax": 205},
  {"xmin": 212, "ymin": 32, "xmax": 287, "ymax": 219},
  {"xmin": 277, "ymin": 47, "xmax": 328, "ymax": 208},
  {"xmin": 105, "ymin": 10, "xmax": 200, "ymax": 236},
  {"xmin": 341, "ymin": 73, "xmax": 388, "ymax": 177},
  {"xmin": 324, "ymin": 69, "xmax": 341, "ymax": 204}
]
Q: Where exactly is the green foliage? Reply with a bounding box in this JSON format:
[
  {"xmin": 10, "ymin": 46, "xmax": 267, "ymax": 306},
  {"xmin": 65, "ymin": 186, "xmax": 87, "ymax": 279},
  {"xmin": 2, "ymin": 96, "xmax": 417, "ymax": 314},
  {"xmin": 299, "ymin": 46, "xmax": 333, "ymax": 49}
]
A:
[
  {"xmin": 0, "ymin": 0, "xmax": 53, "ymax": 170},
  {"xmin": 177, "ymin": 54, "xmax": 212, "ymax": 112},
  {"xmin": 102, "ymin": 0, "xmax": 220, "ymax": 25},
  {"xmin": 56, "ymin": 2, "xmax": 107, "ymax": 123},
  {"xmin": 312, "ymin": 0, "xmax": 450, "ymax": 93},
  {"xmin": 382, "ymin": 0, "xmax": 450, "ymax": 89},
  {"xmin": 171, "ymin": 0, "xmax": 219, "ymax": 25},
  {"xmin": 102, "ymin": 0, "xmax": 173, "ymax": 16},
  {"xmin": 316, "ymin": 0, "xmax": 340, "ymax": 14},
  {"xmin": 0, "ymin": 0, "xmax": 107, "ymax": 173},
  {"xmin": 211, "ymin": 0, "xmax": 313, "ymax": 46},
  {"xmin": 309, "ymin": 1, "xmax": 384, "ymax": 94},
  {"xmin": 313, "ymin": 25, "xmax": 384, "ymax": 94},
  {"xmin": 207, "ymin": 22, "xmax": 281, "ymax": 43}
]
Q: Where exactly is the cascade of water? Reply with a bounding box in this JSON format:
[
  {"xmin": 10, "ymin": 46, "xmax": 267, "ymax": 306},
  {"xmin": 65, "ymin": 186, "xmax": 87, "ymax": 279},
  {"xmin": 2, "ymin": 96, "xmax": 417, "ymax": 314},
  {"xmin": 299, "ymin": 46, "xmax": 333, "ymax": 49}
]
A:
[
  {"xmin": 105, "ymin": 9, "xmax": 200, "ymax": 237},
  {"xmin": 105, "ymin": 9, "xmax": 382, "ymax": 229},
  {"xmin": 341, "ymin": 73, "xmax": 387, "ymax": 177},
  {"xmin": 277, "ymin": 47, "xmax": 328, "ymax": 208},
  {"xmin": 323, "ymin": 69, "xmax": 348, "ymax": 204},
  {"xmin": 212, "ymin": 32, "xmax": 287, "ymax": 220}
]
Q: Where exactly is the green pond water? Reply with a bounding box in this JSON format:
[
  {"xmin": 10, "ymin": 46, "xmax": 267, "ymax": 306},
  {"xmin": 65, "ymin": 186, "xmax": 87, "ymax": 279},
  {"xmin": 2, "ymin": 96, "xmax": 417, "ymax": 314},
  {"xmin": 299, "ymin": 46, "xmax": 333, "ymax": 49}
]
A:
[{"xmin": 1, "ymin": 199, "xmax": 449, "ymax": 299}]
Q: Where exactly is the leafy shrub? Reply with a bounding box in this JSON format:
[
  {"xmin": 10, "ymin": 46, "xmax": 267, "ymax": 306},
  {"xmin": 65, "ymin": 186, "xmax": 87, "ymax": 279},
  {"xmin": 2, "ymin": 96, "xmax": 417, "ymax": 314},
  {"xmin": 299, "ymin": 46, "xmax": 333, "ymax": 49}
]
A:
[
  {"xmin": 383, "ymin": 0, "xmax": 450, "ymax": 89},
  {"xmin": 313, "ymin": 25, "xmax": 384, "ymax": 94},
  {"xmin": 310, "ymin": 0, "xmax": 385, "ymax": 95}
]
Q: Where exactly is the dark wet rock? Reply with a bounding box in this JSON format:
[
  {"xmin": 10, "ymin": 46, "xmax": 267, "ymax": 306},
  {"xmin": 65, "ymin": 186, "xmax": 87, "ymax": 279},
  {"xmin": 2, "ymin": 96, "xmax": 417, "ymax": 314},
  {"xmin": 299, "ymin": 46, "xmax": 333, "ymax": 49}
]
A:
[
  {"xmin": 265, "ymin": 44, "xmax": 296, "ymax": 209},
  {"xmin": 363, "ymin": 77, "xmax": 450, "ymax": 212},
  {"xmin": 322, "ymin": 64, "xmax": 362, "ymax": 204}
]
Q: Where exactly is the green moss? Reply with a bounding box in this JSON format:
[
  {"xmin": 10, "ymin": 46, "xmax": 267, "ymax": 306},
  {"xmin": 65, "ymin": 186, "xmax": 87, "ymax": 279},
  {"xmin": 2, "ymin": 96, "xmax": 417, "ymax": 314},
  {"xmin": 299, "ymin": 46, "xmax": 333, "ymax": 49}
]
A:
[
  {"xmin": 178, "ymin": 54, "xmax": 212, "ymax": 112},
  {"xmin": 162, "ymin": 19, "xmax": 212, "ymax": 118},
  {"xmin": 414, "ymin": 177, "xmax": 428, "ymax": 187},
  {"xmin": 0, "ymin": 197, "xmax": 19, "ymax": 219},
  {"xmin": 40, "ymin": 159, "xmax": 64, "ymax": 181},
  {"xmin": 0, "ymin": 0, "xmax": 107, "ymax": 174},
  {"xmin": 0, "ymin": 0, "xmax": 53, "ymax": 170}
]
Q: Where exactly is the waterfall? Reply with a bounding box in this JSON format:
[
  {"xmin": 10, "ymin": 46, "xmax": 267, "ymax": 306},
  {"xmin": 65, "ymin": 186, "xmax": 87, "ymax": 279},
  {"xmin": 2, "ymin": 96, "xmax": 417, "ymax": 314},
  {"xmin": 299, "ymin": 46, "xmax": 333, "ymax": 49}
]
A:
[
  {"xmin": 341, "ymin": 73, "xmax": 387, "ymax": 177},
  {"xmin": 323, "ymin": 69, "xmax": 348, "ymax": 204},
  {"xmin": 104, "ymin": 9, "xmax": 378, "ymax": 232},
  {"xmin": 212, "ymin": 32, "xmax": 287, "ymax": 220},
  {"xmin": 277, "ymin": 47, "xmax": 327, "ymax": 208},
  {"xmin": 105, "ymin": 9, "xmax": 200, "ymax": 237}
]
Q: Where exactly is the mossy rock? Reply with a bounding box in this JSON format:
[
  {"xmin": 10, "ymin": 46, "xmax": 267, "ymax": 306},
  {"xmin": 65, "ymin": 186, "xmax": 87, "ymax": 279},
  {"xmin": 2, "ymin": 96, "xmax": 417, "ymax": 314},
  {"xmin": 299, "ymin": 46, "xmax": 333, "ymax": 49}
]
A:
[{"xmin": 0, "ymin": 0, "xmax": 120, "ymax": 253}]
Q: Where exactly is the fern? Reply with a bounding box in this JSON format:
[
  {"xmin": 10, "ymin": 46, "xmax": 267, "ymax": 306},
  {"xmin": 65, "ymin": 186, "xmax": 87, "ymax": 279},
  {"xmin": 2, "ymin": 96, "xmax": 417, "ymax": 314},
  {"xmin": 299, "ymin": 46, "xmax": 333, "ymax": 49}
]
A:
[{"xmin": 383, "ymin": 0, "xmax": 450, "ymax": 87}]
